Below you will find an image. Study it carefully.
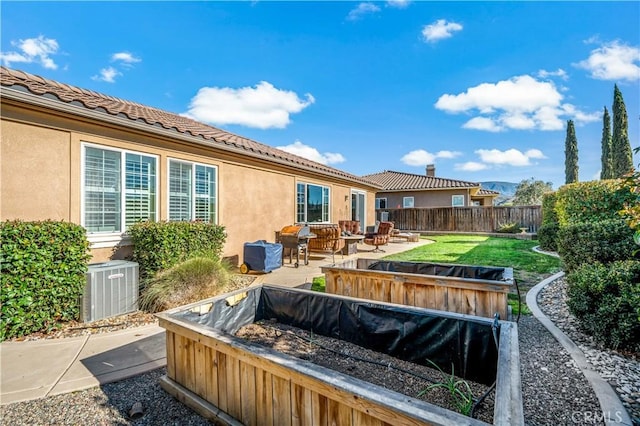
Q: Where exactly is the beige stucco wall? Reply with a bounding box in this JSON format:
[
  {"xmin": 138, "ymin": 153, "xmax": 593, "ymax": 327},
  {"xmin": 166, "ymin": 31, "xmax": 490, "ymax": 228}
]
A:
[
  {"xmin": 221, "ymin": 162, "xmax": 294, "ymax": 262},
  {"xmin": 1, "ymin": 120, "xmax": 71, "ymax": 221},
  {"xmin": 1, "ymin": 102, "xmax": 378, "ymax": 265},
  {"xmin": 378, "ymin": 189, "xmax": 471, "ymax": 209}
]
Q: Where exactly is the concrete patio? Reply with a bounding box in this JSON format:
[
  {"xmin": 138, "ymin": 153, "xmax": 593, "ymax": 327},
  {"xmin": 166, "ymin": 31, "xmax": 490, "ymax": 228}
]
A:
[{"xmin": 248, "ymin": 237, "xmax": 431, "ymax": 287}]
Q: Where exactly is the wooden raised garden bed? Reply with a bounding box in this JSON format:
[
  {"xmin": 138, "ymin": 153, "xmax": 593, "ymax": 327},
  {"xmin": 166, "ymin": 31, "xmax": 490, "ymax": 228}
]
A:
[
  {"xmin": 156, "ymin": 285, "xmax": 523, "ymax": 426},
  {"xmin": 321, "ymin": 259, "xmax": 514, "ymax": 320}
]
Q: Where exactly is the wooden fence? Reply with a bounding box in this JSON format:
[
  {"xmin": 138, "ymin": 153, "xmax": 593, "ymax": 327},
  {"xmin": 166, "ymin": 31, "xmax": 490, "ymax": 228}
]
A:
[{"xmin": 380, "ymin": 206, "xmax": 542, "ymax": 233}]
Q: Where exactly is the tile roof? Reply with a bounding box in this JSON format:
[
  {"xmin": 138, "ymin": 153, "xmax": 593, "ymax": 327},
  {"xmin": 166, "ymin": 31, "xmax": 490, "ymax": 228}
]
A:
[
  {"xmin": 0, "ymin": 67, "xmax": 379, "ymax": 188},
  {"xmin": 477, "ymin": 188, "xmax": 501, "ymax": 196},
  {"xmin": 362, "ymin": 170, "xmax": 482, "ymax": 191}
]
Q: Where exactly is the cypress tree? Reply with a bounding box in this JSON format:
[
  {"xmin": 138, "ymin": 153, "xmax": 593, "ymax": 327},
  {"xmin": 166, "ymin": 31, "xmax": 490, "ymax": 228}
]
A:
[
  {"xmin": 612, "ymin": 84, "xmax": 633, "ymax": 177},
  {"xmin": 565, "ymin": 120, "xmax": 579, "ymax": 184},
  {"xmin": 600, "ymin": 106, "xmax": 613, "ymax": 179}
]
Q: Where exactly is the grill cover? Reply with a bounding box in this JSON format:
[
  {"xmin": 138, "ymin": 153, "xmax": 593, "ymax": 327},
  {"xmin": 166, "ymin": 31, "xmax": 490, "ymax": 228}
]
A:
[{"xmin": 243, "ymin": 240, "xmax": 283, "ymax": 273}]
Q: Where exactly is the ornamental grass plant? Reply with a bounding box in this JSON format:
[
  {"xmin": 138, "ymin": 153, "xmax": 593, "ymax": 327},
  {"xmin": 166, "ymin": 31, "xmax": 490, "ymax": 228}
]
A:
[{"xmin": 139, "ymin": 257, "xmax": 231, "ymax": 313}]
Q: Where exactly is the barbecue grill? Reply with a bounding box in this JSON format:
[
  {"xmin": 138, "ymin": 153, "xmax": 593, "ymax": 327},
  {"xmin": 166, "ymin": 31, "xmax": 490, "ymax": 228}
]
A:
[{"xmin": 278, "ymin": 224, "xmax": 312, "ymax": 268}]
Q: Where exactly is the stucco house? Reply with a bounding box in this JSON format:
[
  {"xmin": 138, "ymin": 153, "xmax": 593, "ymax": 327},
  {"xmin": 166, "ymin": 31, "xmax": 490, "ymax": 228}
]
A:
[
  {"xmin": 0, "ymin": 67, "xmax": 381, "ymax": 264},
  {"xmin": 363, "ymin": 168, "xmax": 499, "ymax": 214}
]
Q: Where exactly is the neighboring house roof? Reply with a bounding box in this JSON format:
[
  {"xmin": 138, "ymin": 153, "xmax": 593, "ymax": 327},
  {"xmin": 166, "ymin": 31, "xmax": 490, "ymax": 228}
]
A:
[
  {"xmin": 0, "ymin": 67, "xmax": 380, "ymax": 189},
  {"xmin": 363, "ymin": 170, "xmax": 482, "ymax": 192},
  {"xmin": 477, "ymin": 188, "xmax": 501, "ymax": 196}
]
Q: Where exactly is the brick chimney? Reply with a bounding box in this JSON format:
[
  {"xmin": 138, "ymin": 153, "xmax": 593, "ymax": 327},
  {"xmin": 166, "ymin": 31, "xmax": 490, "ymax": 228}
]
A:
[{"xmin": 426, "ymin": 164, "xmax": 435, "ymax": 177}]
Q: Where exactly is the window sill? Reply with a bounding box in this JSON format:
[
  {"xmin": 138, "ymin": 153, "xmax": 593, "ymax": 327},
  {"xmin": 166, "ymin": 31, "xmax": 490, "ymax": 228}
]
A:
[{"xmin": 88, "ymin": 233, "xmax": 133, "ymax": 249}]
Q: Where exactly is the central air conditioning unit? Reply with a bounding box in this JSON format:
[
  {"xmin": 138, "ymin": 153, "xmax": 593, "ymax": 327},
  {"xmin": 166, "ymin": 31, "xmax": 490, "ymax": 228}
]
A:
[{"xmin": 81, "ymin": 260, "xmax": 139, "ymax": 323}]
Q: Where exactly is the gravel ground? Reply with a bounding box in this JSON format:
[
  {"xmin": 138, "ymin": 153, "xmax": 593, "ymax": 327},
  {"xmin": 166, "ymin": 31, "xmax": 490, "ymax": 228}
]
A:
[
  {"xmin": 518, "ymin": 315, "xmax": 604, "ymax": 425},
  {"xmin": 1, "ymin": 274, "xmax": 633, "ymax": 425},
  {"xmin": 538, "ymin": 276, "xmax": 640, "ymax": 425},
  {"xmin": 0, "ymin": 368, "xmax": 210, "ymax": 426}
]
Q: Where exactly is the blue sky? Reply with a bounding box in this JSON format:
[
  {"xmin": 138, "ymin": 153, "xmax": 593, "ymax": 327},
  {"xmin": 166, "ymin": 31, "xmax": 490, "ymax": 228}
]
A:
[{"xmin": 2, "ymin": 1, "xmax": 639, "ymax": 189}]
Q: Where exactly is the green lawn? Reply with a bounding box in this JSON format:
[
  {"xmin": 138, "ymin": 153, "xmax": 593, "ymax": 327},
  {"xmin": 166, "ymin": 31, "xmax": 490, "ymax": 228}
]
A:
[
  {"xmin": 315, "ymin": 234, "xmax": 561, "ymax": 315},
  {"xmin": 386, "ymin": 234, "xmax": 561, "ymax": 276},
  {"xmin": 386, "ymin": 234, "xmax": 562, "ymax": 315}
]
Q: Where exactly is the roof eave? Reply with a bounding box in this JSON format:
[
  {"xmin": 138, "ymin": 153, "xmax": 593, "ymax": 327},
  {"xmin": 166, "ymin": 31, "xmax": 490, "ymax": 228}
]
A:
[
  {"xmin": 376, "ymin": 186, "xmax": 480, "ymax": 192},
  {"xmin": 1, "ymin": 87, "xmax": 382, "ymax": 190}
]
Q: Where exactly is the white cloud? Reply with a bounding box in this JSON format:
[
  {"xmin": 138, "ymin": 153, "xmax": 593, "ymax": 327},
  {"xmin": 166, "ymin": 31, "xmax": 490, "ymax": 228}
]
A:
[
  {"xmin": 593, "ymin": 170, "xmax": 602, "ymax": 181},
  {"xmin": 347, "ymin": 2, "xmax": 381, "ymax": 21},
  {"xmin": 525, "ymin": 149, "xmax": 546, "ymax": 159},
  {"xmin": 386, "ymin": 0, "xmax": 410, "ymax": 8},
  {"xmin": 501, "ymin": 113, "xmax": 537, "ymax": 130},
  {"xmin": 421, "ymin": 19, "xmax": 463, "ymax": 43},
  {"xmin": 0, "ymin": 35, "xmax": 59, "ymax": 69},
  {"xmin": 111, "ymin": 52, "xmax": 141, "ymax": 66},
  {"xmin": 91, "ymin": 51, "xmax": 140, "ymax": 82},
  {"xmin": 401, "ymin": 149, "xmax": 461, "ymax": 166},
  {"xmin": 276, "ymin": 140, "xmax": 345, "ymax": 165},
  {"xmin": 455, "ymin": 162, "xmax": 489, "ymax": 172},
  {"xmin": 184, "ymin": 81, "xmax": 315, "ymax": 129},
  {"xmin": 436, "ymin": 75, "xmax": 599, "ymax": 131},
  {"xmin": 462, "ymin": 117, "xmax": 502, "ymax": 132},
  {"xmin": 91, "ymin": 66, "xmax": 121, "ymax": 83},
  {"xmin": 435, "ymin": 150, "xmax": 462, "ymax": 159},
  {"xmin": 475, "ymin": 148, "xmax": 546, "ymax": 167},
  {"xmin": 537, "ymin": 68, "xmax": 568, "ymax": 81},
  {"xmin": 402, "ymin": 150, "xmax": 436, "ymax": 165},
  {"xmin": 575, "ymin": 40, "xmax": 640, "ymax": 82}
]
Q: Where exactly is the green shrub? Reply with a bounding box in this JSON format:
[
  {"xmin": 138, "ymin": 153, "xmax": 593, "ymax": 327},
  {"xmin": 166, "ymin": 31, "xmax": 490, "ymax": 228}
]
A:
[
  {"xmin": 128, "ymin": 221, "xmax": 226, "ymax": 279},
  {"xmin": 566, "ymin": 260, "xmax": 640, "ymax": 352},
  {"xmin": 557, "ymin": 219, "xmax": 637, "ymax": 272},
  {"xmin": 1, "ymin": 220, "xmax": 90, "ymax": 341},
  {"xmin": 495, "ymin": 222, "xmax": 521, "ymax": 233},
  {"xmin": 554, "ymin": 180, "xmax": 634, "ymax": 226},
  {"xmin": 541, "ymin": 191, "xmax": 558, "ymax": 226},
  {"xmin": 537, "ymin": 223, "xmax": 559, "ymax": 252},
  {"xmin": 138, "ymin": 257, "xmax": 231, "ymax": 313}
]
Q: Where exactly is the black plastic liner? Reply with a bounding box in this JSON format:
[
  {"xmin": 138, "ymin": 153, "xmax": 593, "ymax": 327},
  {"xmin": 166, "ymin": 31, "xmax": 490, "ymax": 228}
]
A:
[
  {"xmin": 172, "ymin": 285, "xmax": 499, "ymax": 385},
  {"xmin": 367, "ymin": 260, "xmax": 506, "ymax": 282}
]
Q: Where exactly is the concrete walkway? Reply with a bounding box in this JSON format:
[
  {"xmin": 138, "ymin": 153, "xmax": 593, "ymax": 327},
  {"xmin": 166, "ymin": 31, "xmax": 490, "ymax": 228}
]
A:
[
  {"xmin": 0, "ymin": 324, "xmax": 166, "ymax": 405},
  {"xmin": 0, "ymin": 238, "xmax": 429, "ymax": 405}
]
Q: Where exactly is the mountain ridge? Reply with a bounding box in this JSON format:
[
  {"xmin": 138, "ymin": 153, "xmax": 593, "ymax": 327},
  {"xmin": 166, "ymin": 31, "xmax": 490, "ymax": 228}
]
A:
[{"xmin": 480, "ymin": 181, "xmax": 518, "ymax": 205}]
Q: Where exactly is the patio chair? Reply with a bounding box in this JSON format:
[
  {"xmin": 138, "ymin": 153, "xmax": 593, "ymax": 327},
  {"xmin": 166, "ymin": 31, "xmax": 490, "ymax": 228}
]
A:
[
  {"xmin": 307, "ymin": 223, "xmax": 345, "ymax": 263},
  {"xmin": 363, "ymin": 221, "xmax": 394, "ymax": 252},
  {"xmin": 338, "ymin": 220, "xmax": 363, "ymax": 236}
]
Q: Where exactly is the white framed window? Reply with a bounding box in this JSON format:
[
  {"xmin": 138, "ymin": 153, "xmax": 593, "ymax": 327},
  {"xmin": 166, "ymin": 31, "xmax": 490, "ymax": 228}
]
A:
[
  {"xmin": 403, "ymin": 196, "xmax": 414, "ymax": 208},
  {"xmin": 168, "ymin": 159, "xmax": 217, "ymax": 223},
  {"xmin": 82, "ymin": 144, "xmax": 157, "ymax": 235},
  {"xmin": 452, "ymin": 195, "xmax": 465, "ymax": 207},
  {"xmin": 375, "ymin": 198, "xmax": 387, "ymax": 209},
  {"xmin": 297, "ymin": 182, "xmax": 330, "ymax": 223}
]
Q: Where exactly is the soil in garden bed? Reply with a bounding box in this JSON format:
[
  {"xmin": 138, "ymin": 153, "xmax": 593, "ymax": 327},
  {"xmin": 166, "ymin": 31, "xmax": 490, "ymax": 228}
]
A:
[{"xmin": 235, "ymin": 320, "xmax": 494, "ymax": 423}]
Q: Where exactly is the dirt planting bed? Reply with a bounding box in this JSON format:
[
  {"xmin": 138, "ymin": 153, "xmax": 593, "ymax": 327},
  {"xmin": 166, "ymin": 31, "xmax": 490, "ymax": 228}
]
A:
[{"xmin": 235, "ymin": 319, "xmax": 495, "ymax": 423}]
